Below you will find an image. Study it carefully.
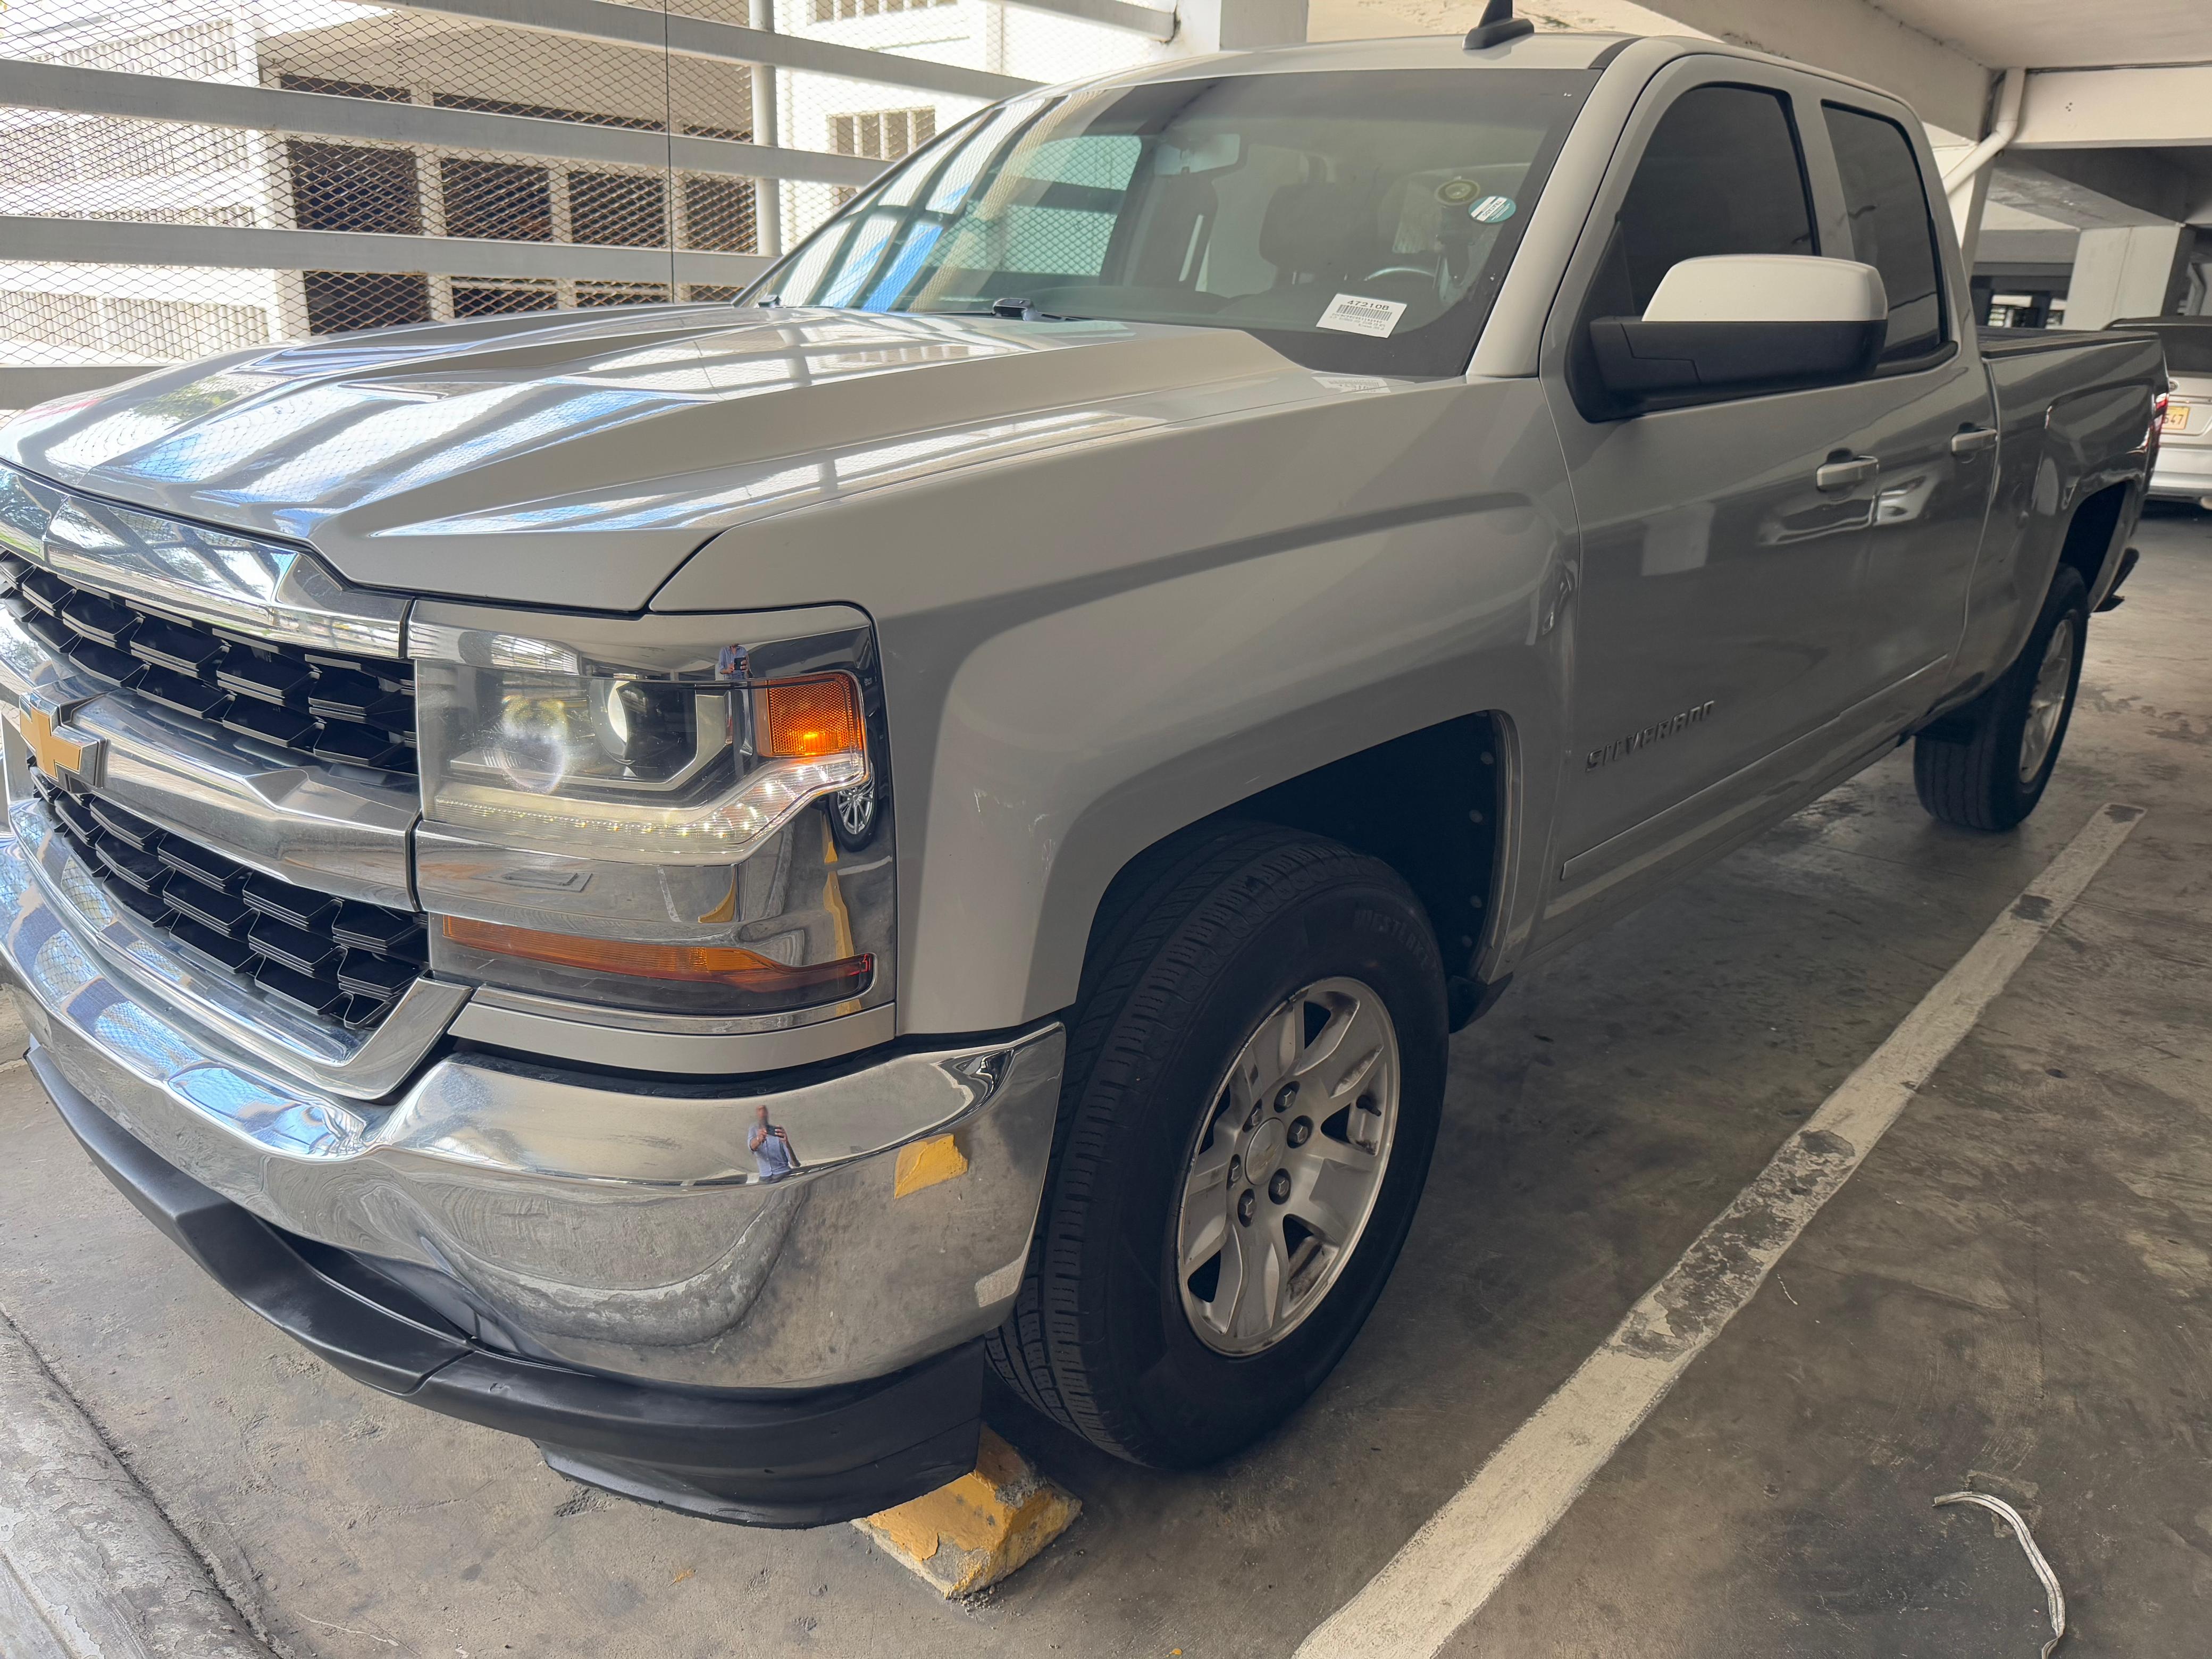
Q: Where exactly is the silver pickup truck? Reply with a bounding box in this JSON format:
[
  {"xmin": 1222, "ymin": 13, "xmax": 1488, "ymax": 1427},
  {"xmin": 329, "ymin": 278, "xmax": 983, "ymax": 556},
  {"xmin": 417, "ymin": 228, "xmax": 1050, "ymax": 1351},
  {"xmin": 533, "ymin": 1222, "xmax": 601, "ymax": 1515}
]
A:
[{"xmin": 0, "ymin": 31, "xmax": 2164, "ymax": 1526}]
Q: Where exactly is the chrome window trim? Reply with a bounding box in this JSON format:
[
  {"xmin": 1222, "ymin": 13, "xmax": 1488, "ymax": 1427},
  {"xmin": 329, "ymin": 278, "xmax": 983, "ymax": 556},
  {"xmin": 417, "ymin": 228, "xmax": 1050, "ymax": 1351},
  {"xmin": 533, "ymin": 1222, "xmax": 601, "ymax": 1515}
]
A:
[
  {"xmin": 5, "ymin": 794, "xmax": 467, "ymax": 1099},
  {"xmin": 0, "ymin": 461, "xmax": 408, "ymax": 660}
]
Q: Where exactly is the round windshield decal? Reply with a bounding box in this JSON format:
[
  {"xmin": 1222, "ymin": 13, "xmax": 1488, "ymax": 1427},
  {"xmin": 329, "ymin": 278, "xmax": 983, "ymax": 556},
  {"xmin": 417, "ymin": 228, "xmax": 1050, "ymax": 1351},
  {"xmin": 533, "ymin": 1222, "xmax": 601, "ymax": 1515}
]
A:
[
  {"xmin": 1469, "ymin": 194, "xmax": 1518, "ymax": 224},
  {"xmin": 1436, "ymin": 179, "xmax": 1481, "ymax": 205}
]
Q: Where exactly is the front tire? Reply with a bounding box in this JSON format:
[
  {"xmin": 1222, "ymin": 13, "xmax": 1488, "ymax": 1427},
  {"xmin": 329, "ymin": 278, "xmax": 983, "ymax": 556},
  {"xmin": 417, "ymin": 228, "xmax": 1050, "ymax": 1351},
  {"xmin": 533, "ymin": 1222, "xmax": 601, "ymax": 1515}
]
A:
[
  {"xmin": 985, "ymin": 825, "xmax": 1447, "ymax": 1468},
  {"xmin": 1914, "ymin": 565, "xmax": 2088, "ymax": 831}
]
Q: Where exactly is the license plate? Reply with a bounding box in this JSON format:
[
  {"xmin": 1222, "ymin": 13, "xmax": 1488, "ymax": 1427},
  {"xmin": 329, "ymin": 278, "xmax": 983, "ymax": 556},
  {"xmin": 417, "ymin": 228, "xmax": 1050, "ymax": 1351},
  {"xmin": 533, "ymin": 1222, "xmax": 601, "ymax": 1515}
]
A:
[{"xmin": 2166, "ymin": 403, "xmax": 2191, "ymax": 432}]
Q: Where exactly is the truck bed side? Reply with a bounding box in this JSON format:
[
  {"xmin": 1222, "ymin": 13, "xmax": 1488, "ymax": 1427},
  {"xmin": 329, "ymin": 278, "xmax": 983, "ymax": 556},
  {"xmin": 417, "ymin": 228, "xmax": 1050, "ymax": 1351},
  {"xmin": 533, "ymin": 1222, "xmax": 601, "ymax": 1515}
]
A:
[{"xmin": 1941, "ymin": 328, "xmax": 2163, "ymax": 711}]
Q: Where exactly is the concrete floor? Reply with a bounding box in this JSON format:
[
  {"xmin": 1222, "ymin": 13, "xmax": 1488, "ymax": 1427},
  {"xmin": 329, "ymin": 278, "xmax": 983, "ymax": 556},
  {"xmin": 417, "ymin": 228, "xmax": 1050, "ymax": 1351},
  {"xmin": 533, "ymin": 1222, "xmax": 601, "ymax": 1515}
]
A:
[{"xmin": 1, "ymin": 509, "xmax": 2208, "ymax": 1658}]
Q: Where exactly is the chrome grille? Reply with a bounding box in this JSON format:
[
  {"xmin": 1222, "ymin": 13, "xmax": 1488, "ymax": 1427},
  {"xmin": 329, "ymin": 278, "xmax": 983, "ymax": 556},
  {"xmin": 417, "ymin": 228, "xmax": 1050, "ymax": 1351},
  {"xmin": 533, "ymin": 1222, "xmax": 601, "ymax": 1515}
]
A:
[
  {"xmin": 0, "ymin": 551, "xmax": 416, "ymax": 776},
  {"xmin": 32, "ymin": 772, "xmax": 425, "ymax": 1029}
]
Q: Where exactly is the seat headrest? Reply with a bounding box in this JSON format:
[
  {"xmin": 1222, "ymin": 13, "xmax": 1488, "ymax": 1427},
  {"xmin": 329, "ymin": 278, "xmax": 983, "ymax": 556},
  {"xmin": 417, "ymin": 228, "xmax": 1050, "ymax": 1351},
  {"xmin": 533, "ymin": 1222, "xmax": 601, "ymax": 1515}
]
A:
[{"xmin": 1259, "ymin": 179, "xmax": 1378, "ymax": 280}]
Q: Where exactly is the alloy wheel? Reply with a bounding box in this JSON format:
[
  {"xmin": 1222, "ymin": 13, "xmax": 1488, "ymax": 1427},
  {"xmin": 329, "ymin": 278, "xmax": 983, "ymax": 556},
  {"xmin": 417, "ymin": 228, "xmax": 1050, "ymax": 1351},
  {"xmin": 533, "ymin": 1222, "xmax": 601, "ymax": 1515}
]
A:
[
  {"xmin": 2018, "ymin": 614, "xmax": 2076, "ymax": 782},
  {"xmin": 1175, "ymin": 977, "xmax": 1401, "ymax": 1356}
]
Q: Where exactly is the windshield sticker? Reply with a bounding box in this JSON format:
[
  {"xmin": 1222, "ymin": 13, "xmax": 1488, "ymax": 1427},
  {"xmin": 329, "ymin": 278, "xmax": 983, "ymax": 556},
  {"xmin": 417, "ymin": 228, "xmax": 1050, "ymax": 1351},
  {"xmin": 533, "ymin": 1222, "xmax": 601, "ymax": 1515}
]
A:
[
  {"xmin": 1437, "ymin": 179, "xmax": 1481, "ymax": 205},
  {"xmin": 1469, "ymin": 194, "xmax": 1518, "ymax": 224},
  {"xmin": 1317, "ymin": 293, "xmax": 1408, "ymax": 339}
]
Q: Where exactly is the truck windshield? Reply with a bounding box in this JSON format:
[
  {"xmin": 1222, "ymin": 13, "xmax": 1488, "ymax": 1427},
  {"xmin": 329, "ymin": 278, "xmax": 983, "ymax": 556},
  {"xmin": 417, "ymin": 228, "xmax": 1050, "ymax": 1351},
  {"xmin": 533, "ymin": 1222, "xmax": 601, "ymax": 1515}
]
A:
[{"xmin": 753, "ymin": 69, "xmax": 1596, "ymax": 379}]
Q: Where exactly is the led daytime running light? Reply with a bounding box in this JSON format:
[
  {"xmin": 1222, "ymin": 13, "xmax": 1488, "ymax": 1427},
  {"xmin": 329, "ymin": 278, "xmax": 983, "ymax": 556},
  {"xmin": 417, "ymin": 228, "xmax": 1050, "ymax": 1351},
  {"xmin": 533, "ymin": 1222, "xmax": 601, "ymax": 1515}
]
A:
[{"xmin": 434, "ymin": 749, "xmax": 867, "ymax": 860}]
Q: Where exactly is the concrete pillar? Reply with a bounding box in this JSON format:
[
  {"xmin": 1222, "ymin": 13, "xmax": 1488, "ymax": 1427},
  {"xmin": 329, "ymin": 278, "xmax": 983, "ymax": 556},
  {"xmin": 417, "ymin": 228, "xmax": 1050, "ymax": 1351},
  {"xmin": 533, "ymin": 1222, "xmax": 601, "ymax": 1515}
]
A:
[
  {"xmin": 2066, "ymin": 224, "xmax": 2197, "ymax": 329},
  {"xmin": 1172, "ymin": 0, "xmax": 1306, "ymax": 53},
  {"xmin": 749, "ymin": 0, "xmax": 782, "ymax": 259}
]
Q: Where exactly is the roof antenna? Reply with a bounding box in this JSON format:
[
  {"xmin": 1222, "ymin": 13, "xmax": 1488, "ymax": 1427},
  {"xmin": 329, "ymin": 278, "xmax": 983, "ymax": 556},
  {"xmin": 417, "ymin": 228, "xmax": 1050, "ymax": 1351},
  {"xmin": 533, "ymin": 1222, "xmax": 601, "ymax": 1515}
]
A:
[{"xmin": 1464, "ymin": 0, "xmax": 1534, "ymax": 50}]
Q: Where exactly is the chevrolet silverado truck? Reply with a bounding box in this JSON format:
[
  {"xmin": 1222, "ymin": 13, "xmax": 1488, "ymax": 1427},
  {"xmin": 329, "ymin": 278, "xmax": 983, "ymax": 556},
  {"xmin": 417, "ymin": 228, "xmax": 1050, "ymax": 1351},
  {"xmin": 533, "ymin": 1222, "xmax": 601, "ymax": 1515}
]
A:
[{"xmin": 0, "ymin": 31, "xmax": 2163, "ymax": 1526}]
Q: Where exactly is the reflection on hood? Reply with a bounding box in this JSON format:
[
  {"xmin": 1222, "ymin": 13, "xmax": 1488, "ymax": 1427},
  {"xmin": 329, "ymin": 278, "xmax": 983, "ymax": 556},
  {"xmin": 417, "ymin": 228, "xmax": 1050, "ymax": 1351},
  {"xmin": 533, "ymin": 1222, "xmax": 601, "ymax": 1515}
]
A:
[{"xmin": 1, "ymin": 305, "xmax": 1310, "ymax": 611}]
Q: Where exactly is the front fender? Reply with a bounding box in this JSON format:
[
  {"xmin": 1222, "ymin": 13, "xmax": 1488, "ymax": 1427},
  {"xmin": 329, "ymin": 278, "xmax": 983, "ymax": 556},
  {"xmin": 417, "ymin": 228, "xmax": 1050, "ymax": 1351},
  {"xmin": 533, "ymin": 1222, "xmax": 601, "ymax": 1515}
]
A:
[
  {"xmin": 660, "ymin": 371, "xmax": 1578, "ymax": 1037},
  {"xmin": 925, "ymin": 497, "xmax": 1571, "ymax": 1026},
  {"xmin": 903, "ymin": 382, "xmax": 1576, "ymax": 1031}
]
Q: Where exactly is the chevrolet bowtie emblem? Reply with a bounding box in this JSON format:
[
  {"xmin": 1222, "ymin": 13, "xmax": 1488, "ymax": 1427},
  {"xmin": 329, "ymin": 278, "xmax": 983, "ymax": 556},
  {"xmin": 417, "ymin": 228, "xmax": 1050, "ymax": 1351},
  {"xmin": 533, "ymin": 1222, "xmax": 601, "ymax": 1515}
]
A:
[{"xmin": 17, "ymin": 696, "xmax": 105, "ymax": 789}]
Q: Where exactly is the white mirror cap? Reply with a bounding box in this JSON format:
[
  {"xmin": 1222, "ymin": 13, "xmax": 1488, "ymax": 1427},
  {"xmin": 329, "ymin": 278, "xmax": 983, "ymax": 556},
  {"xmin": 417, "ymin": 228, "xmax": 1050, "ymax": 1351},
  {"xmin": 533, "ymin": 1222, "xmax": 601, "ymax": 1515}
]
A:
[{"xmin": 1644, "ymin": 256, "xmax": 1889, "ymax": 324}]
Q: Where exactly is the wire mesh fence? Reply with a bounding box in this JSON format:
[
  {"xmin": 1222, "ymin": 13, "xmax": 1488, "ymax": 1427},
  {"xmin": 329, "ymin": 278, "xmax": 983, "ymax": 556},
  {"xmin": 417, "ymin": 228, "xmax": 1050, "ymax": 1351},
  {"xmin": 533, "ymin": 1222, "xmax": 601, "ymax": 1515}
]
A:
[{"xmin": 0, "ymin": 0, "xmax": 1166, "ymax": 392}]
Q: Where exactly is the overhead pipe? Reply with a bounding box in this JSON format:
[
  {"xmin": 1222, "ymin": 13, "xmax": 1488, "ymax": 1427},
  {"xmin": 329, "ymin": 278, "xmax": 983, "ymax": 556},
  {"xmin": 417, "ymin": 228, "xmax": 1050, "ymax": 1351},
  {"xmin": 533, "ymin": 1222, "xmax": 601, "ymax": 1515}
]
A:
[{"xmin": 1943, "ymin": 66, "xmax": 2025, "ymax": 224}]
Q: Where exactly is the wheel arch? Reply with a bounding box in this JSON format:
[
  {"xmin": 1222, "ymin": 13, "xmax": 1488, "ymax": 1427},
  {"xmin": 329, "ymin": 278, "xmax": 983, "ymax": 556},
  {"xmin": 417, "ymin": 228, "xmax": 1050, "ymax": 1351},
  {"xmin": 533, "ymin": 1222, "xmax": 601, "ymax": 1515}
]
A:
[
  {"xmin": 2057, "ymin": 477, "xmax": 2133, "ymax": 609},
  {"xmin": 1922, "ymin": 473, "xmax": 2136, "ymax": 735},
  {"xmin": 1074, "ymin": 713, "xmax": 1515, "ymax": 1033}
]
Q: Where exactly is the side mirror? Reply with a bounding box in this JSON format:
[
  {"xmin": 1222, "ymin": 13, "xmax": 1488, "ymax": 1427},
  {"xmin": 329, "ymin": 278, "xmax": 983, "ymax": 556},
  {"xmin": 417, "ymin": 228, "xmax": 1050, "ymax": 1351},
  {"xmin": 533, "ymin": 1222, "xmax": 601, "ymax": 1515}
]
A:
[{"xmin": 1588, "ymin": 255, "xmax": 1888, "ymax": 410}]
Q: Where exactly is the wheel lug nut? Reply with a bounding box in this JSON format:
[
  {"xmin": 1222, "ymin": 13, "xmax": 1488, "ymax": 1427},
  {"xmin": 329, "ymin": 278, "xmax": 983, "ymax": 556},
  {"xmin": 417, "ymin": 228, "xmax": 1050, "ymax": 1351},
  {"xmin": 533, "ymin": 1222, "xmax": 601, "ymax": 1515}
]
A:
[
  {"xmin": 1288, "ymin": 1116, "xmax": 1312, "ymax": 1147},
  {"xmin": 1269, "ymin": 1170, "xmax": 1292, "ymax": 1203},
  {"xmin": 1228, "ymin": 1155, "xmax": 1243, "ymax": 1185},
  {"xmin": 1275, "ymin": 1083, "xmax": 1298, "ymax": 1113},
  {"xmin": 1237, "ymin": 1189, "xmax": 1256, "ymax": 1226},
  {"xmin": 1245, "ymin": 1104, "xmax": 1263, "ymax": 1131}
]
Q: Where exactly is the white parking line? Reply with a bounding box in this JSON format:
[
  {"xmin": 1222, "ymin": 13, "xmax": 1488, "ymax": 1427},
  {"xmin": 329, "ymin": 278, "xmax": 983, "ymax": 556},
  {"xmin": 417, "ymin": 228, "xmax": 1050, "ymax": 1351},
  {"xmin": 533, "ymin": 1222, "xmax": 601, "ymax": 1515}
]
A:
[
  {"xmin": 1298, "ymin": 802, "xmax": 2146, "ymax": 1659},
  {"xmin": 0, "ymin": 1306, "xmax": 276, "ymax": 1658}
]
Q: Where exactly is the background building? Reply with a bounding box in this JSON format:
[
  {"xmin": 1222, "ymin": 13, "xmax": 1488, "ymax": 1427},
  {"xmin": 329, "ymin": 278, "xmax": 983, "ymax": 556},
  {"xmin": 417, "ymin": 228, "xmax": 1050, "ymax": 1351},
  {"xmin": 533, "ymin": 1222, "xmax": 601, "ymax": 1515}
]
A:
[
  {"xmin": 3, "ymin": 0, "xmax": 2206, "ymax": 414},
  {"xmin": 0, "ymin": 0, "xmax": 1172, "ymax": 406}
]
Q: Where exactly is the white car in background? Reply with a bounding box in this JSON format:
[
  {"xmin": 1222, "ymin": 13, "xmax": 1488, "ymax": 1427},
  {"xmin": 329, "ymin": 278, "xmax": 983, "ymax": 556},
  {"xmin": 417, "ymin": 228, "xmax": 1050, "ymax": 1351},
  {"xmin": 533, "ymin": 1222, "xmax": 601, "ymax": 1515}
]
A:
[{"xmin": 2122, "ymin": 315, "xmax": 2212, "ymax": 509}]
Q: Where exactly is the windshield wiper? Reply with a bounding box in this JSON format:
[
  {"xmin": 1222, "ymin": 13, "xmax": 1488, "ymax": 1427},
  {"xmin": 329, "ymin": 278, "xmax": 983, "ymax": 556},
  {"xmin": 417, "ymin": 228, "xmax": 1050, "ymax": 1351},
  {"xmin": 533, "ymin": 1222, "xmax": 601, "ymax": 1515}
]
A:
[{"xmin": 905, "ymin": 300, "xmax": 1094, "ymax": 322}]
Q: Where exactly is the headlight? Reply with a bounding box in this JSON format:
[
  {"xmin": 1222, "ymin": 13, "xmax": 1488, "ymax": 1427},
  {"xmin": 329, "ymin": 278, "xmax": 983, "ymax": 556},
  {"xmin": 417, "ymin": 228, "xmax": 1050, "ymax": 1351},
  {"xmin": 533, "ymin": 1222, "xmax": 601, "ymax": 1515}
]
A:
[
  {"xmin": 426, "ymin": 653, "xmax": 864, "ymax": 859},
  {"xmin": 412, "ymin": 605, "xmax": 892, "ymax": 1022}
]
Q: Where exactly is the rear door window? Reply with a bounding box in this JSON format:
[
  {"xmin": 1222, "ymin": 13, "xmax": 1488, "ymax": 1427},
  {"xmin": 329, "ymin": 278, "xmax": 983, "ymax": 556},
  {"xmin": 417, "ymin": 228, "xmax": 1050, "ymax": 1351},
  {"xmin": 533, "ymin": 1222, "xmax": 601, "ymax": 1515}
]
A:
[{"xmin": 1822, "ymin": 103, "xmax": 1947, "ymax": 364}]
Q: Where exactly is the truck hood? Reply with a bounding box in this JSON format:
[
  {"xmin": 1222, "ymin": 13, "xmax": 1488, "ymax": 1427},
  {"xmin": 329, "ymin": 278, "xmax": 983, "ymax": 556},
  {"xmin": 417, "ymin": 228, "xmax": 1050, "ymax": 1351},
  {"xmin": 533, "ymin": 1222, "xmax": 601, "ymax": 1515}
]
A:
[{"xmin": 0, "ymin": 305, "xmax": 1306, "ymax": 613}]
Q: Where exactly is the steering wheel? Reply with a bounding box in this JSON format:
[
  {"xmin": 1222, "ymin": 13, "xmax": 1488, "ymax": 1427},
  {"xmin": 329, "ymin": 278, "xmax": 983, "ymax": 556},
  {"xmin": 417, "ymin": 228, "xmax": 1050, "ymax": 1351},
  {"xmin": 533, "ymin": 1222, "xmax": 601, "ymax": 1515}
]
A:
[{"xmin": 1361, "ymin": 264, "xmax": 1436, "ymax": 282}]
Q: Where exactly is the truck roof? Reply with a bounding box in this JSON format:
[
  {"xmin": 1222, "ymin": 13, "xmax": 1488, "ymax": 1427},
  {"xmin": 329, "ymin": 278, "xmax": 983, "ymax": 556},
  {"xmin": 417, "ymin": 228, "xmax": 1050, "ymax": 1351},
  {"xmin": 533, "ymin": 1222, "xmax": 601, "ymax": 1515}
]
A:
[
  {"xmin": 1090, "ymin": 31, "xmax": 1636, "ymax": 83},
  {"xmin": 1067, "ymin": 30, "xmax": 1908, "ymax": 116}
]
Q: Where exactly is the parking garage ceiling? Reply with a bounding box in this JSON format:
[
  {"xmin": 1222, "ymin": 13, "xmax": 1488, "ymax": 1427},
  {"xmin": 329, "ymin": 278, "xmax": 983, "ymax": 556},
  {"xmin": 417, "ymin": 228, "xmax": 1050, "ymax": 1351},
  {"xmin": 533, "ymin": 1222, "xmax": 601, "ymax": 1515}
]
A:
[{"xmin": 1871, "ymin": 0, "xmax": 2211, "ymax": 69}]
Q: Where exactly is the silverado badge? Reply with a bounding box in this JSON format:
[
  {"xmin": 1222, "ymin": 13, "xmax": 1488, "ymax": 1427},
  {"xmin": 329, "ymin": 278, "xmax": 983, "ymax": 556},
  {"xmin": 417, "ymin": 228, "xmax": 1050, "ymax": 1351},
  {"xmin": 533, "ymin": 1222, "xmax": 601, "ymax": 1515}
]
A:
[{"xmin": 1587, "ymin": 700, "xmax": 1716, "ymax": 770}]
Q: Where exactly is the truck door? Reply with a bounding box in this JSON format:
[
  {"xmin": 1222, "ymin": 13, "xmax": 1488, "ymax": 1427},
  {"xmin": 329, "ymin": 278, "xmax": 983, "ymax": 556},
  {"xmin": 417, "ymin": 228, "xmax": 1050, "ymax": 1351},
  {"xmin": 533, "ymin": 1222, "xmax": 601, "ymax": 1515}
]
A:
[
  {"xmin": 1812, "ymin": 98, "xmax": 1995, "ymax": 734},
  {"xmin": 1539, "ymin": 69, "xmax": 1907, "ymax": 937}
]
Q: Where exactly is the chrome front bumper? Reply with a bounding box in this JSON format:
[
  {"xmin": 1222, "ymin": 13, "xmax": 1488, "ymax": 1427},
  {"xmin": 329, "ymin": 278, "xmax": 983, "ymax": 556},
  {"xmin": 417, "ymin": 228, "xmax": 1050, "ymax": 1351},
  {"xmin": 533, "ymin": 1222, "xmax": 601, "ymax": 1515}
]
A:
[{"xmin": 0, "ymin": 811, "xmax": 1062, "ymax": 1393}]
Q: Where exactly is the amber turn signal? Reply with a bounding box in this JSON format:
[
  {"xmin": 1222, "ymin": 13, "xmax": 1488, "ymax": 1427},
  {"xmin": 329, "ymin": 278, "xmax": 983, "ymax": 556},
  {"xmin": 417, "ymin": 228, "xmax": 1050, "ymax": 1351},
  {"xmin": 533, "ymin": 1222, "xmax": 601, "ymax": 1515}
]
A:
[
  {"xmin": 442, "ymin": 915, "xmax": 873, "ymax": 994},
  {"xmin": 758, "ymin": 673, "xmax": 864, "ymax": 760}
]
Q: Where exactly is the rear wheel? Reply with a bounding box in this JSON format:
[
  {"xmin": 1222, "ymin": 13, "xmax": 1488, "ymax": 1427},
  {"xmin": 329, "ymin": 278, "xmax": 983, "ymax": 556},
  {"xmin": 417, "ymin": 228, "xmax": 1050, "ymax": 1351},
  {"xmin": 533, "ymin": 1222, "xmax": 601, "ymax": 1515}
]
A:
[
  {"xmin": 985, "ymin": 825, "xmax": 1447, "ymax": 1468},
  {"xmin": 1914, "ymin": 565, "xmax": 2088, "ymax": 832}
]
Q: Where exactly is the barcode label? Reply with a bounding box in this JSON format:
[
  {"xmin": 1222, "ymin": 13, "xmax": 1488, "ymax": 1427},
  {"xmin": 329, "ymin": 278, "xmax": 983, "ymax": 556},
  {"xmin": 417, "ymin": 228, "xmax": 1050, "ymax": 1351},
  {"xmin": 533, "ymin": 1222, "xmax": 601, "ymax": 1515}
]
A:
[{"xmin": 1317, "ymin": 292, "xmax": 1408, "ymax": 339}]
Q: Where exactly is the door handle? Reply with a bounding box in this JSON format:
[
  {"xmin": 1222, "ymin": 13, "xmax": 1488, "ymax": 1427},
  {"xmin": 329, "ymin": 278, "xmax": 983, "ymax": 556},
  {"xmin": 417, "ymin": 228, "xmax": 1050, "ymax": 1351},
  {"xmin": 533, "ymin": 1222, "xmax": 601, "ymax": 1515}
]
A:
[
  {"xmin": 1949, "ymin": 426, "xmax": 1999, "ymax": 456},
  {"xmin": 1815, "ymin": 456, "xmax": 1879, "ymax": 491}
]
